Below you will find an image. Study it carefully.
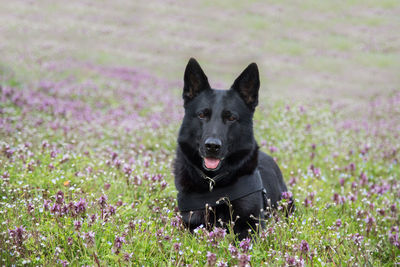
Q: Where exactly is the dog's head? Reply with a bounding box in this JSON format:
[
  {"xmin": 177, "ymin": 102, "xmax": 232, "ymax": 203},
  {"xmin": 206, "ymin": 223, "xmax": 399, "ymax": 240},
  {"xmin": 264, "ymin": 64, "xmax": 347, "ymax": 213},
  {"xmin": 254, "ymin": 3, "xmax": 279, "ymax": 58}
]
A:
[{"xmin": 178, "ymin": 58, "xmax": 260, "ymax": 172}]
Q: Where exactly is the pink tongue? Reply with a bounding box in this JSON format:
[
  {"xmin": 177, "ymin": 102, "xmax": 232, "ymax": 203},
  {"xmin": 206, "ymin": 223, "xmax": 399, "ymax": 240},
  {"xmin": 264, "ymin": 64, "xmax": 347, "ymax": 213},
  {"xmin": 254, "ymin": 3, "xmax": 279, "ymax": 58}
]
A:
[{"xmin": 204, "ymin": 158, "xmax": 220, "ymax": 169}]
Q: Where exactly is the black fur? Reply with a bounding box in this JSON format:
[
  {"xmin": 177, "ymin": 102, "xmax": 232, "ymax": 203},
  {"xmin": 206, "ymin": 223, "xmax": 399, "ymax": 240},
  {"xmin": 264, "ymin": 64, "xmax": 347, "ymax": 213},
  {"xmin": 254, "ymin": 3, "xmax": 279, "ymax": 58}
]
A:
[{"xmin": 174, "ymin": 58, "xmax": 291, "ymax": 239}]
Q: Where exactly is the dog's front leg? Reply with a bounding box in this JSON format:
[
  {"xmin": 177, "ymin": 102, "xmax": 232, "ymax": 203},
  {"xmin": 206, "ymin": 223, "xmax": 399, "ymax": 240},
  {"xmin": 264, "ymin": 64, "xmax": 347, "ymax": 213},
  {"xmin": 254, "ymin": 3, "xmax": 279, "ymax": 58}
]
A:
[{"xmin": 232, "ymin": 192, "xmax": 265, "ymax": 240}]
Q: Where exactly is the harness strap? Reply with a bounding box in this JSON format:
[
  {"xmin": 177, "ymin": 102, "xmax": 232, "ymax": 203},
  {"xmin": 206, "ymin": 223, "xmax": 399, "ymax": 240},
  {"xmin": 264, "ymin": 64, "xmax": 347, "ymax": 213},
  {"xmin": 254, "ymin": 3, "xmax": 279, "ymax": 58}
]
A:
[{"xmin": 177, "ymin": 169, "xmax": 264, "ymax": 212}]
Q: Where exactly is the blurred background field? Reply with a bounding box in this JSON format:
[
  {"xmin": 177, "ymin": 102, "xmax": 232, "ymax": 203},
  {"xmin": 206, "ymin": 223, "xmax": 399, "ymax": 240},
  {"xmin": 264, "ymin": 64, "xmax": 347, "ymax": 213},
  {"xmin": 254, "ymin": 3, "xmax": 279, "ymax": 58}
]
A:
[
  {"xmin": 0, "ymin": 0, "xmax": 399, "ymax": 266},
  {"xmin": 1, "ymin": 0, "xmax": 399, "ymax": 103}
]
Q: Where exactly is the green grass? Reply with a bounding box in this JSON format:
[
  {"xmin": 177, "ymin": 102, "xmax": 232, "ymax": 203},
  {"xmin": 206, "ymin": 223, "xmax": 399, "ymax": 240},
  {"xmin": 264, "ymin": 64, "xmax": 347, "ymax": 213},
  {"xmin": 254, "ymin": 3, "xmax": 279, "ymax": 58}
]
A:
[{"xmin": 1, "ymin": 76, "xmax": 399, "ymax": 265}]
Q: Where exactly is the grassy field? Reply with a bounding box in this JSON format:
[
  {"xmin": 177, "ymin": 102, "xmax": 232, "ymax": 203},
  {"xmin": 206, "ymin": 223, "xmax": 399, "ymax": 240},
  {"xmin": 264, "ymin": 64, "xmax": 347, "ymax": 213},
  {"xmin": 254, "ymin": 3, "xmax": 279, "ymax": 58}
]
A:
[{"xmin": 1, "ymin": 0, "xmax": 399, "ymax": 266}]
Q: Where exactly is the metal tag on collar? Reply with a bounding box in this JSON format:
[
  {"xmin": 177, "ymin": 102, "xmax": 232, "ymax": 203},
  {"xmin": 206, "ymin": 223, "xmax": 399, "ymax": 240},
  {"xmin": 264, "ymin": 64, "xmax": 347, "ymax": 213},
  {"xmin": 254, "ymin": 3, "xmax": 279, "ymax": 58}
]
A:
[{"xmin": 207, "ymin": 177, "xmax": 215, "ymax": 191}]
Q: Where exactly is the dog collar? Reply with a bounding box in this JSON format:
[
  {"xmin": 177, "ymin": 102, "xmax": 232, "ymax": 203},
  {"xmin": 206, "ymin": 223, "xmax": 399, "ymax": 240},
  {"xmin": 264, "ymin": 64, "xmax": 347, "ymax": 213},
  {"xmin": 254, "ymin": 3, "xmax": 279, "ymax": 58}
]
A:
[
  {"xmin": 192, "ymin": 165, "xmax": 230, "ymax": 191},
  {"xmin": 177, "ymin": 169, "xmax": 264, "ymax": 212}
]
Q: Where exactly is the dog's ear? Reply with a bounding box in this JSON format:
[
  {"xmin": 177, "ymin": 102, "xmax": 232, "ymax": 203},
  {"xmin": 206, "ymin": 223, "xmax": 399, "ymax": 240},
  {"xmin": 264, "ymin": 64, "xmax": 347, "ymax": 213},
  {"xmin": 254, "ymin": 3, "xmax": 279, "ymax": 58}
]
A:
[
  {"xmin": 183, "ymin": 58, "xmax": 210, "ymax": 104},
  {"xmin": 231, "ymin": 63, "xmax": 260, "ymax": 111}
]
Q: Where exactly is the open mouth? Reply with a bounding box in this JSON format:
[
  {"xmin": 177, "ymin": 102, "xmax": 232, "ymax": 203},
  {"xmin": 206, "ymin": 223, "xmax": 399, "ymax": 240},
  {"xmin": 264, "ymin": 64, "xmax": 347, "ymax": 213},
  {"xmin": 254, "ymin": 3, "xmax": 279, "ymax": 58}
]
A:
[{"xmin": 203, "ymin": 157, "xmax": 221, "ymax": 171}]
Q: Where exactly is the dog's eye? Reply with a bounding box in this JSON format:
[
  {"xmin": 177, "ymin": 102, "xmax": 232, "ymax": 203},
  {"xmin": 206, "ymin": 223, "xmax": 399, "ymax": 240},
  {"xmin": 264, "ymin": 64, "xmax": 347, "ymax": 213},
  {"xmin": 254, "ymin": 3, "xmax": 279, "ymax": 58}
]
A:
[
  {"xmin": 223, "ymin": 111, "xmax": 237, "ymax": 122},
  {"xmin": 198, "ymin": 112, "xmax": 206, "ymax": 119},
  {"xmin": 227, "ymin": 114, "xmax": 237, "ymax": 122},
  {"xmin": 198, "ymin": 109, "xmax": 209, "ymax": 119}
]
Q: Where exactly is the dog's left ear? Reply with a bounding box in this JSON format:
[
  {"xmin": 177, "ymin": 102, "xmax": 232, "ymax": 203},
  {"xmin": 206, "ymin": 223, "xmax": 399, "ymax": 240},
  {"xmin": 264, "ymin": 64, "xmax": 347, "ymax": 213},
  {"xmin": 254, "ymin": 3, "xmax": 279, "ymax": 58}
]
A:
[{"xmin": 231, "ymin": 63, "xmax": 260, "ymax": 111}]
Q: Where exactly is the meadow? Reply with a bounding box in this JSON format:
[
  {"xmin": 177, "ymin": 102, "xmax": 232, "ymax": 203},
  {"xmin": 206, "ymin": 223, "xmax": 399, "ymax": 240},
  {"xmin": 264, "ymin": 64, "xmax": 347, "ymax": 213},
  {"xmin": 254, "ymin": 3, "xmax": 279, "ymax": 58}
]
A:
[{"xmin": 0, "ymin": 0, "xmax": 399, "ymax": 266}]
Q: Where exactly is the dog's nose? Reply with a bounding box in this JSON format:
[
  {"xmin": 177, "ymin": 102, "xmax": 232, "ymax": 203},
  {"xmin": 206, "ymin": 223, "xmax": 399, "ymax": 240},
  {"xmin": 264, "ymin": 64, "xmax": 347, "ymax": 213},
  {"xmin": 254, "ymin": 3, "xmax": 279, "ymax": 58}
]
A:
[{"xmin": 205, "ymin": 138, "xmax": 222, "ymax": 153}]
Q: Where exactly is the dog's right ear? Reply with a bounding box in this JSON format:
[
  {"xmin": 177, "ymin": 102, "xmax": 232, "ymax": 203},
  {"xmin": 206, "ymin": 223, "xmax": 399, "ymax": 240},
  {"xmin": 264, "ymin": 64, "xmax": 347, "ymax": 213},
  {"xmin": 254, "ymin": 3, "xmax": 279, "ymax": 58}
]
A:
[{"xmin": 183, "ymin": 58, "xmax": 210, "ymax": 104}]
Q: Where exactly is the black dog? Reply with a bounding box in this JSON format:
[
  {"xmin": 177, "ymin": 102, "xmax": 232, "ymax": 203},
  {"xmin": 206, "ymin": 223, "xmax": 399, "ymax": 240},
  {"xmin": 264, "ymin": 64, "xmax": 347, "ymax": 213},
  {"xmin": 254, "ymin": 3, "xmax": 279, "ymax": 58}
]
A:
[{"xmin": 174, "ymin": 58, "xmax": 292, "ymax": 239}]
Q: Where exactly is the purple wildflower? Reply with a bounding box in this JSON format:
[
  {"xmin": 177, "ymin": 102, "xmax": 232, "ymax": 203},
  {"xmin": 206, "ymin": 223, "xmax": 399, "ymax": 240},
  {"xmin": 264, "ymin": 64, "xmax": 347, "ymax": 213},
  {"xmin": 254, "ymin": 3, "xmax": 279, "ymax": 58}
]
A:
[
  {"xmin": 206, "ymin": 251, "xmax": 217, "ymax": 266},
  {"xmin": 160, "ymin": 180, "xmax": 168, "ymax": 190},
  {"xmin": 74, "ymin": 220, "xmax": 82, "ymax": 231},
  {"xmin": 282, "ymin": 191, "xmax": 293, "ymax": 200},
  {"xmin": 304, "ymin": 197, "xmax": 312, "ymax": 207},
  {"xmin": 365, "ymin": 216, "xmax": 376, "ymax": 233},
  {"xmin": 98, "ymin": 195, "xmax": 108, "ymax": 208},
  {"xmin": 377, "ymin": 208, "xmax": 385, "ymax": 216},
  {"xmin": 369, "ymin": 202, "xmax": 375, "ymax": 210},
  {"xmin": 156, "ymin": 229, "xmax": 164, "ymax": 240},
  {"xmin": 289, "ymin": 176, "xmax": 297, "ymax": 186},
  {"xmin": 75, "ymin": 198, "xmax": 87, "ymax": 214},
  {"xmin": 335, "ymin": 219, "xmax": 342, "ymax": 228},
  {"xmin": 66, "ymin": 201, "xmax": 75, "ymax": 217},
  {"xmin": 50, "ymin": 150, "xmax": 58, "ymax": 158},
  {"xmin": 113, "ymin": 236, "xmax": 125, "ymax": 254},
  {"xmin": 238, "ymin": 254, "xmax": 251, "ymax": 267},
  {"xmin": 4, "ymin": 147, "xmax": 14, "ymax": 158},
  {"xmin": 41, "ymin": 140, "xmax": 49, "ymax": 149},
  {"xmin": 128, "ymin": 221, "xmax": 135, "ymax": 230},
  {"xmin": 108, "ymin": 205, "xmax": 116, "ymax": 216},
  {"xmin": 84, "ymin": 231, "xmax": 95, "ymax": 247},
  {"xmin": 173, "ymin": 242, "xmax": 181, "ymax": 251},
  {"xmin": 351, "ymin": 233, "xmax": 364, "ymax": 246},
  {"xmin": 27, "ymin": 160, "xmax": 35, "ymax": 171},
  {"xmin": 55, "ymin": 190, "xmax": 65, "ymax": 204},
  {"xmin": 390, "ymin": 203, "xmax": 397, "ymax": 213},
  {"xmin": 311, "ymin": 143, "xmax": 316, "ymax": 150},
  {"xmin": 359, "ymin": 172, "xmax": 368, "ymax": 186},
  {"xmin": 144, "ymin": 160, "xmax": 150, "ymax": 168},
  {"xmin": 89, "ymin": 214, "xmax": 97, "ymax": 226},
  {"xmin": 300, "ymin": 240, "xmax": 309, "ymax": 253},
  {"xmin": 228, "ymin": 244, "xmax": 238, "ymax": 258},
  {"xmin": 349, "ymin": 162, "xmax": 356, "ymax": 172},
  {"xmin": 351, "ymin": 181, "xmax": 358, "ymax": 189},
  {"xmin": 2, "ymin": 171, "xmax": 10, "ymax": 180},
  {"xmin": 171, "ymin": 216, "xmax": 182, "ymax": 228},
  {"xmin": 123, "ymin": 252, "xmax": 133, "ymax": 262},
  {"xmin": 389, "ymin": 232, "xmax": 399, "ymax": 249},
  {"xmin": 123, "ymin": 164, "xmax": 132, "ymax": 175},
  {"xmin": 132, "ymin": 175, "xmax": 142, "ymax": 185},
  {"xmin": 114, "ymin": 159, "xmax": 122, "ymax": 169},
  {"xmin": 286, "ymin": 256, "xmax": 296, "ymax": 266},
  {"xmin": 8, "ymin": 226, "xmax": 26, "ymax": 246},
  {"xmin": 357, "ymin": 210, "xmax": 366, "ymax": 219},
  {"xmin": 239, "ymin": 238, "xmax": 252, "ymax": 252},
  {"xmin": 332, "ymin": 193, "xmax": 345, "ymax": 205},
  {"xmin": 269, "ymin": 146, "xmax": 278, "ymax": 153},
  {"xmin": 51, "ymin": 203, "xmax": 61, "ymax": 215},
  {"xmin": 104, "ymin": 183, "xmax": 111, "ymax": 190},
  {"xmin": 27, "ymin": 202, "xmax": 34, "ymax": 214},
  {"xmin": 312, "ymin": 167, "xmax": 321, "ymax": 176},
  {"xmin": 43, "ymin": 199, "xmax": 51, "ymax": 211},
  {"xmin": 213, "ymin": 227, "xmax": 226, "ymax": 239},
  {"xmin": 348, "ymin": 193, "xmax": 357, "ymax": 202},
  {"xmin": 208, "ymin": 227, "xmax": 227, "ymax": 246}
]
